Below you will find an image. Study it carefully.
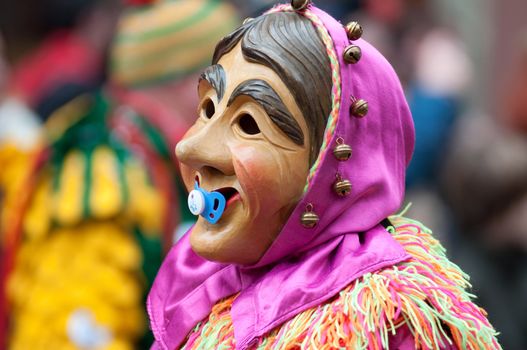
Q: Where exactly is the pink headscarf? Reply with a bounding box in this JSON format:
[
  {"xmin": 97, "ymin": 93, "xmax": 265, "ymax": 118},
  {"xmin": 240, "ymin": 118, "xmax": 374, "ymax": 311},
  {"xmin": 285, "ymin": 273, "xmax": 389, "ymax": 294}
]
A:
[{"xmin": 147, "ymin": 4, "xmax": 415, "ymax": 350}]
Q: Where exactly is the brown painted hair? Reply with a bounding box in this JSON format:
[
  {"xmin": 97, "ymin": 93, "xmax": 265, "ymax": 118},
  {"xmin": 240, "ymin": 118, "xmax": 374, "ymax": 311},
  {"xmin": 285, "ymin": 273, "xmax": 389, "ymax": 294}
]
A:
[{"xmin": 212, "ymin": 12, "xmax": 332, "ymax": 165}]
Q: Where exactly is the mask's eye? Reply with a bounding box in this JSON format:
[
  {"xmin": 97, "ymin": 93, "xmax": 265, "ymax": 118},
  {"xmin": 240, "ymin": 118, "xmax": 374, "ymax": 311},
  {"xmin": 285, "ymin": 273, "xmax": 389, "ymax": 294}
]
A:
[
  {"xmin": 200, "ymin": 98, "xmax": 215, "ymax": 119},
  {"xmin": 237, "ymin": 113, "xmax": 261, "ymax": 135}
]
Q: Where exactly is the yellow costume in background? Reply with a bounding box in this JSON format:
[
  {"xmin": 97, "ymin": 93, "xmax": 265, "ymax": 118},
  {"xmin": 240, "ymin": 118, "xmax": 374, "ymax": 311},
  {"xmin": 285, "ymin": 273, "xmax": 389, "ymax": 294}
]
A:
[{"xmin": 2, "ymin": 94, "xmax": 169, "ymax": 350}]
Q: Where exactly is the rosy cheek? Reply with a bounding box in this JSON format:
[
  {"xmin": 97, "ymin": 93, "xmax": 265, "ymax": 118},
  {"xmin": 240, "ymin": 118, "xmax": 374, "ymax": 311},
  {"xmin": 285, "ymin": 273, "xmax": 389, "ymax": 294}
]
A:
[{"xmin": 231, "ymin": 145, "xmax": 282, "ymax": 207}]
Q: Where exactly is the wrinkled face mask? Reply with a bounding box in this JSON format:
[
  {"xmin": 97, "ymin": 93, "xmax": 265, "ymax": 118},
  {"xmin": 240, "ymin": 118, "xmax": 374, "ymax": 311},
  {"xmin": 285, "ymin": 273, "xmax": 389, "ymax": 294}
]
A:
[{"xmin": 176, "ymin": 43, "xmax": 311, "ymax": 265}]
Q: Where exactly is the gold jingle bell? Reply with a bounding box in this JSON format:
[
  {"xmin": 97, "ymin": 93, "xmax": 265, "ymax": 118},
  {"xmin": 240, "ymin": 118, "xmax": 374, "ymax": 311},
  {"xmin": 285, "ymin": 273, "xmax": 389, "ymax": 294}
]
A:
[
  {"xmin": 343, "ymin": 45, "xmax": 362, "ymax": 64},
  {"xmin": 291, "ymin": 0, "xmax": 310, "ymax": 11},
  {"xmin": 351, "ymin": 98, "xmax": 368, "ymax": 118},
  {"xmin": 334, "ymin": 177, "xmax": 352, "ymax": 197},
  {"xmin": 300, "ymin": 204, "xmax": 318, "ymax": 228},
  {"xmin": 345, "ymin": 21, "xmax": 363, "ymax": 41},
  {"xmin": 333, "ymin": 143, "xmax": 352, "ymax": 161}
]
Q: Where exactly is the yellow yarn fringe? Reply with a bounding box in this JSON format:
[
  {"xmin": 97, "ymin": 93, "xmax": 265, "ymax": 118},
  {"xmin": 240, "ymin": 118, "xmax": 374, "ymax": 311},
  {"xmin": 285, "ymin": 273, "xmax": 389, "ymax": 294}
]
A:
[{"xmin": 182, "ymin": 216, "xmax": 501, "ymax": 350}]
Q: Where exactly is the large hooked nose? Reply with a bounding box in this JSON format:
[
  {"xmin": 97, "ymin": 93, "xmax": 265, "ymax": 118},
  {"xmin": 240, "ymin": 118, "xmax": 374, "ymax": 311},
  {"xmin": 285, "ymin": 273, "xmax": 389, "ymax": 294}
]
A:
[{"xmin": 175, "ymin": 121, "xmax": 234, "ymax": 176}]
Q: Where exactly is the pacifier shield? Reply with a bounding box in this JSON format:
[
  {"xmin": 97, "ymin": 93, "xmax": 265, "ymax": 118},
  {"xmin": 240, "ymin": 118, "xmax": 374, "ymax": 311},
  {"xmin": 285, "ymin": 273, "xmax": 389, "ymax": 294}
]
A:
[
  {"xmin": 188, "ymin": 189, "xmax": 205, "ymax": 215},
  {"xmin": 188, "ymin": 182, "xmax": 226, "ymax": 224}
]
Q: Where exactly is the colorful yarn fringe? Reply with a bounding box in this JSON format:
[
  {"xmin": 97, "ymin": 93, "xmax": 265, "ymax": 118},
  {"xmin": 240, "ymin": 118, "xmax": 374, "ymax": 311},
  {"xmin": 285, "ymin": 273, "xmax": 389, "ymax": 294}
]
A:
[
  {"xmin": 267, "ymin": 4, "xmax": 342, "ymax": 192},
  {"xmin": 181, "ymin": 216, "xmax": 501, "ymax": 350}
]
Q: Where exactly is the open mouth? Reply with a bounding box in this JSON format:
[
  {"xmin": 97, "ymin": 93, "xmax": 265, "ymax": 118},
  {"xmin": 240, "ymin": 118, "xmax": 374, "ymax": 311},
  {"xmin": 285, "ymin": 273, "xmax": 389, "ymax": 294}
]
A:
[{"xmin": 215, "ymin": 187, "xmax": 240, "ymax": 208}]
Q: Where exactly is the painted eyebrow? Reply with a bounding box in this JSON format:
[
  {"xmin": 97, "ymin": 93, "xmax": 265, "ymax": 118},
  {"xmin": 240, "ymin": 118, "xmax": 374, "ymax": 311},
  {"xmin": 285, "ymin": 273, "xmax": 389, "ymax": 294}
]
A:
[
  {"xmin": 199, "ymin": 64, "xmax": 226, "ymax": 101},
  {"xmin": 227, "ymin": 79, "xmax": 304, "ymax": 145}
]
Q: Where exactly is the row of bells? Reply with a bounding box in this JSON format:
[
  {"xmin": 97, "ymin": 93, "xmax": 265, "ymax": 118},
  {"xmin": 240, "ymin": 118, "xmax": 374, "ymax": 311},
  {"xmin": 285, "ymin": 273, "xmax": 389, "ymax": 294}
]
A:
[
  {"xmin": 301, "ymin": 156, "xmax": 353, "ymax": 229},
  {"xmin": 296, "ymin": 0, "xmax": 368, "ymax": 228}
]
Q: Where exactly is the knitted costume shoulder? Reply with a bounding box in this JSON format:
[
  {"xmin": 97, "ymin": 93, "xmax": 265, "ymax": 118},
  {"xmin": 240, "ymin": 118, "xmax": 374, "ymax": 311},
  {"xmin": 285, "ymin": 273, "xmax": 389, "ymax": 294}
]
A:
[{"xmin": 180, "ymin": 216, "xmax": 500, "ymax": 350}]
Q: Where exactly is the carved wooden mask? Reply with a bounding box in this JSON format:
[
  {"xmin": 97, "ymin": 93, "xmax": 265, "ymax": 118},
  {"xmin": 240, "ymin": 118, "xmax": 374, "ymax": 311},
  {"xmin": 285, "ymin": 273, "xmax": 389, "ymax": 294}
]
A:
[{"xmin": 175, "ymin": 12, "xmax": 332, "ymax": 264}]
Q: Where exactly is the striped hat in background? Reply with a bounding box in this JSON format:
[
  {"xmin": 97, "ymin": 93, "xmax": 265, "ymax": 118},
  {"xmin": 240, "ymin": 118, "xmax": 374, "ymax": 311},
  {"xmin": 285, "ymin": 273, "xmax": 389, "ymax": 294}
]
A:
[{"xmin": 111, "ymin": 0, "xmax": 240, "ymax": 88}]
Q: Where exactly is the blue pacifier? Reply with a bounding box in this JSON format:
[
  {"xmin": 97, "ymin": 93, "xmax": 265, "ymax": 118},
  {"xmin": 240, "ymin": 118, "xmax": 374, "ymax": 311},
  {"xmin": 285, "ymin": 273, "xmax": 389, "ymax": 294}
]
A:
[{"xmin": 188, "ymin": 182, "xmax": 226, "ymax": 224}]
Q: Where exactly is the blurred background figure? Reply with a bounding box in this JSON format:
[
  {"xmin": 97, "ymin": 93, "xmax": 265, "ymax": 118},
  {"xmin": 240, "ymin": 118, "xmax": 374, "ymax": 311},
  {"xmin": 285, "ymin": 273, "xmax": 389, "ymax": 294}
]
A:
[
  {"xmin": 441, "ymin": 33, "xmax": 527, "ymax": 350},
  {"xmin": 0, "ymin": 0, "xmax": 239, "ymax": 349}
]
